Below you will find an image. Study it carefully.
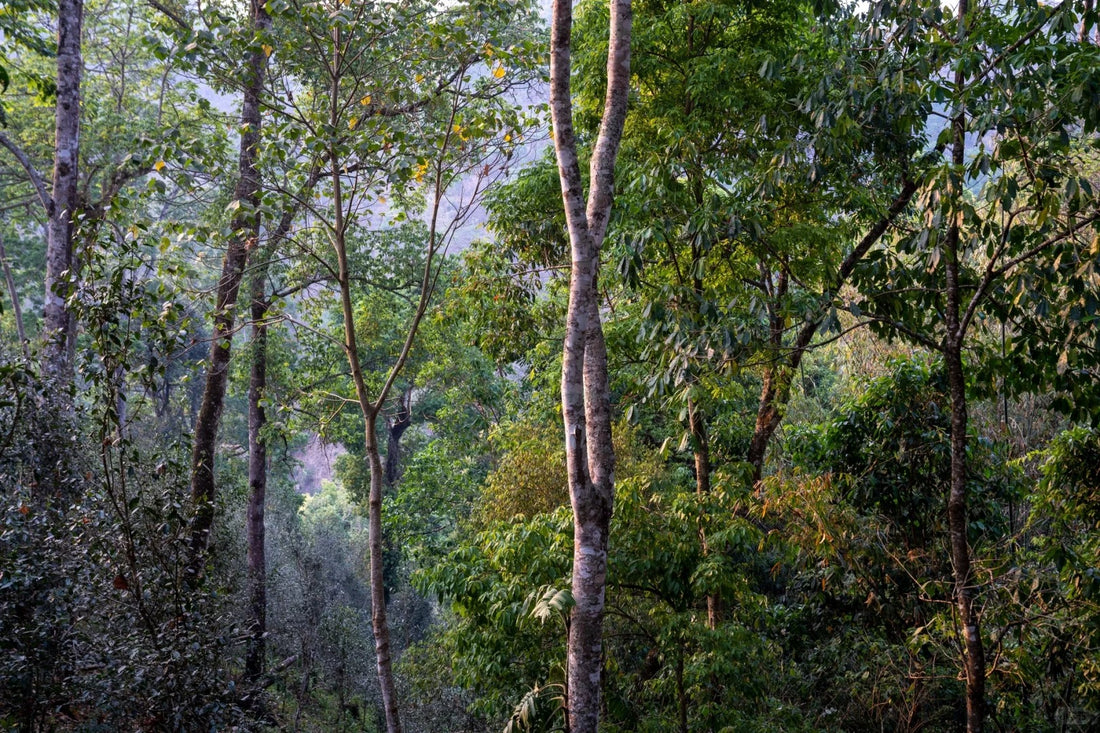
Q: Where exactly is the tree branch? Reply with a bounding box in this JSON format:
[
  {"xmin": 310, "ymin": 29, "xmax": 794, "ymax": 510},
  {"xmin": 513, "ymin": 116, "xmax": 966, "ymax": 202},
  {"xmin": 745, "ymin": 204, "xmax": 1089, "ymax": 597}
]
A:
[{"xmin": 0, "ymin": 131, "xmax": 52, "ymax": 214}]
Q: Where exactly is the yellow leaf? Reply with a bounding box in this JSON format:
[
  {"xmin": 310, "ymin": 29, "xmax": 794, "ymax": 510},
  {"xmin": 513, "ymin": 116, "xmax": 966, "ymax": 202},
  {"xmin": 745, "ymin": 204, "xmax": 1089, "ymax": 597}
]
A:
[
  {"xmin": 493, "ymin": 65, "xmax": 506, "ymax": 79},
  {"xmin": 349, "ymin": 116, "xmax": 359, "ymax": 129},
  {"xmin": 154, "ymin": 160, "xmax": 166, "ymax": 172},
  {"xmin": 415, "ymin": 73, "xmax": 424, "ymax": 83},
  {"xmin": 360, "ymin": 95, "xmax": 371, "ymax": 105},
  {"xmin": 504, "ymin": 133, "xmax": 511, "ymax": 143},
  {"xmin": 262, "ymin": 44, "xmax": 273, "ymax": 57}
]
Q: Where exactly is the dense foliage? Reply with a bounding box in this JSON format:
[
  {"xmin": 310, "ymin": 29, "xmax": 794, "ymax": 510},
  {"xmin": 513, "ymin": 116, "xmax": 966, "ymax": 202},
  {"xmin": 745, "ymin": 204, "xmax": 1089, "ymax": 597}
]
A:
[{"xmin": 2, "ymin": 0, "xmax": 1099, "ymax": 730}]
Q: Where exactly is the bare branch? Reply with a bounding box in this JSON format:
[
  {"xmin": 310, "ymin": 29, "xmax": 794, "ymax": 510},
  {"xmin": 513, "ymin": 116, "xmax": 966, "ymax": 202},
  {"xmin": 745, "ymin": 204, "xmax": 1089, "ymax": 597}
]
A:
[{"xmin": 0, "ymin": 131, "xmax": 52, "ymax": 214}]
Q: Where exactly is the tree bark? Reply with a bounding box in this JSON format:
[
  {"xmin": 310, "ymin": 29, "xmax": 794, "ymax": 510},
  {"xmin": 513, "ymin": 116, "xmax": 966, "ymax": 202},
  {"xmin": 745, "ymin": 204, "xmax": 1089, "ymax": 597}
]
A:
[
  {"xmin": 188, "ymin": 0, "xmax": 271, "ymax": 567},
  {"xmin": 945, "ymin": 1, "xmax": 985, "ymax": 728},
  {"xmin": 549, "ymin": 0, "xmax": 631, "ymax": 729},
  {"xmin": 245, "ymin": 265, "xmax": 269, "ymax": 679},
  {"xmin": 384, "ymin": 388, "xmax": 413, "ymax": 488},
  {"xmin": 42, "ymin": 0, "xmax": 83, "ymax": 388},
  {"xmin": 333, "ymin": 193, "xmax": 402, "ymax": 733},
  {"xmin": 687, "ymin": 399, "xmax": 721, "ymax": 627},
  {"xmin": 365, "ymin": 417, "xmax": 400, "ymax": 733}
]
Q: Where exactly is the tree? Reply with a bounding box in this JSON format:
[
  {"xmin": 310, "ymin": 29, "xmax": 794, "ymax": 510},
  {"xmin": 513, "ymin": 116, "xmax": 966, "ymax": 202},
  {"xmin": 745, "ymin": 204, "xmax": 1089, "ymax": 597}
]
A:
[
  {"xmin": 846, "ymin": 2, "xmax": 1100, "ymax": 728},
  {"xmin": 548, "ymin": 0, "xmax": 631, "ymax": 728},
  {"xmin": 42, "ymin": 0, "xmax": 82, "ymax": 387},
  {"xmin": 268, "ymin": 1, "xmax": 539, "ymax": 726},
  {"xmin": 0, "ymin": 0, "xmax": 81, "ymax": 387},
  {"xmin": 187, "ymin": 0, "xmax": 272, "ymax": 569}
]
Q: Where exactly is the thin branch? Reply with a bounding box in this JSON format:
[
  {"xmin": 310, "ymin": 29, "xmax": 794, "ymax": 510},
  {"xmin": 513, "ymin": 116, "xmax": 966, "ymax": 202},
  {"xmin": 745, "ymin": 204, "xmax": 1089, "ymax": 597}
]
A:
[{"xmin": 0, "ymin": 131, "xmax": 52, "ymax": 214}]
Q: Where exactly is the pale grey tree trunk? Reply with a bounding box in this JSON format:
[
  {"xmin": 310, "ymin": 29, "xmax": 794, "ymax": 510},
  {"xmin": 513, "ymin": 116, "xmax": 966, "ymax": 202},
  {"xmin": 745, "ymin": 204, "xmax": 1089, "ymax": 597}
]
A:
[
  {"xmin": 42, "ymin": 0, "xmax": 83, "ymax": 387},
  {"xmin": 549, "ymin": 0, "xmax": 631, "ymax": 729}
]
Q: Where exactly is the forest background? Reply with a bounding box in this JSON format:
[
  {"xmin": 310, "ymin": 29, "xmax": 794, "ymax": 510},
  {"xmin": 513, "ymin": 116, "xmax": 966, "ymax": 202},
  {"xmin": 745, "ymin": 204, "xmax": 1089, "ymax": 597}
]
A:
[{"xmin": 1, "ymin": 0, "xmax": 1100, "ymax": 731}]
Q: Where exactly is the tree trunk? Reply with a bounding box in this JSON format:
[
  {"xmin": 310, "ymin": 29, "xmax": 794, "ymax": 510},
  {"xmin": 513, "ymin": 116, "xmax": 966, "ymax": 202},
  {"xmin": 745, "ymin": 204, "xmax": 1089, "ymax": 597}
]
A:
[
  {"xmin": 549, "ymin": 0, "xmax": 631, "ymax": 729},
  {"xmin": 366, "ymin": 418, "xmax": 401, "ymax": 733},
  {"xmin": 745, "ymin": 175, "xmax": 923, "ymax": 484},
  {"xmin": 245, "ymin": 267, "xmax": 269, "ymax": 679},
  {"xmin": 330, "ymin": 56, "xmax": 402, "ymax": 728},
  {"xmin": 42, "ymin": 0, "xmax": 83, "ymax": 388},
  {"xmin": 747, "ymin": 268, "xmax": 790, "ymax": 484},
  {"xmin": 688, "ymin": 400, "xmax": 720, "ymax": 627},
  {"xmin": 384, "ymin": 388, "xmax": 412, "ymax": 488},
  {"xmin": 188, "ymin": 0, "xmax": 270, "ymax": 567},
  {"xmin": 945, "ymin": 1, "xmax": 985, "ymax": 727},
  {"xmin": 945, "ymin": 336, "xmax": 985, "ymax": 731},
  {"xmin": 747, "ymin": 363, "xmax": 788, "ymax": 484}
]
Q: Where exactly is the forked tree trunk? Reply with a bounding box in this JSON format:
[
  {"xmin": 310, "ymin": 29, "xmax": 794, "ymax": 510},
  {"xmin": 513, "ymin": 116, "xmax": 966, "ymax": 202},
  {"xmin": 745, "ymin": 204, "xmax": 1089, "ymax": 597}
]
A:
[
  {"xmin": 245, "ymin": 266, "xmax": 269, "ymax": 679},
  {"xmin": 334, "ymin": 212, "xmax": 402, "ymax": 733},
  {"xmin": 188, "ymin": 0, "xmax": 271, "ymax": 567},
  {"xmin": 328, "ymin": 36, "xmax": 402, "ymax": 725},
  {"xmin": 42, "ymin": 0, "xmax": 83, "ymax": 388},
  {"xmin": 549, "ymin": 0, "xmax": 631, "ymax": 729}
]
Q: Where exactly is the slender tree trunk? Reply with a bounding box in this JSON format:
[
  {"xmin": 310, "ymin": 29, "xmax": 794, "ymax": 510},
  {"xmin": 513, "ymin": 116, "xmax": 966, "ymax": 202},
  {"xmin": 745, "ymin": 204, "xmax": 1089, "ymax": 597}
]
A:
[
  {"xmin": 688, "ymin": 400, "xmax": 720, "ymax": 627},
  {"xmin": 745, "ymin": 175, "xmax": 923, "ymax": 483},
  {"xmin": 747, "ymin": 269, "xmax": 790, "ymax": 483},
  {"xmin": 245, "ymin": 266, "xmax": 269, "ymax": 679},
  {"xmin": 42, "ymin": 0, "xmax": 83, "ymax": 388},
  {"xmin": 0, "ymin": 232, "xmax": 29, "ymax": 362},
  {"xmin": 747, "ymin": 365, "xmax": 787, "ymax": 483},
  {"xmin": 945, "ymin": 1, "xmax": 985, "ymax": 728},
  {"xmin": 675, "ymin": 651, "xmax": 687, "ymax": 733},
  {"xmin": 334, "ymin": 237, "xmax": 402, "ymax": 733},
  {"xmin": 365, "ymin": 418, "xmax": 400, "ymax": 733},
  {"xmin": 329, "ymin": 40, "xmax": 402, "ymax": 726},
  {"xmin": 549, "ymin": 0, "xmax": 631, "ymax": 729},
  {"xmin": 188, "ymin": 0, "xmax": 271, "ymax": 566},
  {"xmin": 945, "ymin": 335, "xmax": 984, "ymax": 731}
]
